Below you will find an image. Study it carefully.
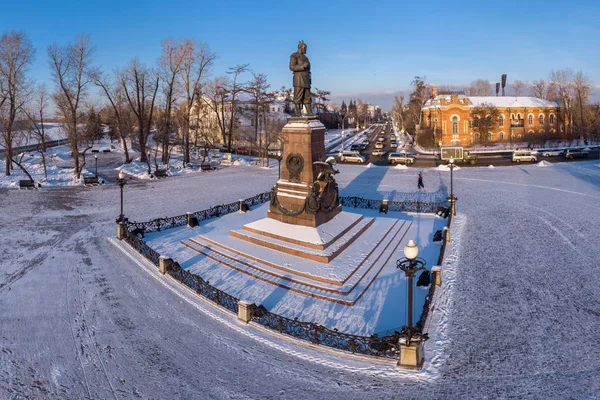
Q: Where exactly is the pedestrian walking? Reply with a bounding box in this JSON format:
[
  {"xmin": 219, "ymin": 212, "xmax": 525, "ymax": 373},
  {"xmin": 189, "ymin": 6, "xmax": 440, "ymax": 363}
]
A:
[{"xmin": 418, "ymin": 172, "xmax": 424, "ymax": 189}]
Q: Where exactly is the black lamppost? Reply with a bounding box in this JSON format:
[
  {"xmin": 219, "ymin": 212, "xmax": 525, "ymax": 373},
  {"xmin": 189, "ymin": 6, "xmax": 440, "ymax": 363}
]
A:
[
  {"xmin": 94, "ymin": 154, "xmax": 98, "ymax": 177},
  {"xmin": 396, "ymin": 240, "xmax": 428, "ymax": 345},
  {"xmin": 116, "ymin": 171, "xmax": 126, "ymax": 239},
  {"xmin": 448, "ymin": 156, "xmax": 456, "ymax": 216}
]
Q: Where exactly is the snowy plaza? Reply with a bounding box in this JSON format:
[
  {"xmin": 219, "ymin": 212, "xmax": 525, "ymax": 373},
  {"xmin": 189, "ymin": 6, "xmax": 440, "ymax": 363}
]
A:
[{"xmin": 2, "ymin": 156, "xmax": 600, "ymax": 398}]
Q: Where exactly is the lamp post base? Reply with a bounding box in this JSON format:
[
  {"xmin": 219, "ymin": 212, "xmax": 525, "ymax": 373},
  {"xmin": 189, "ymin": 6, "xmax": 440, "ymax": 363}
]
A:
[
  {"xmin": 398, "ymin": 339, "xmax": 425, "ymax": 370},
  {"xmin": 448, "ymin": 196, "xmax": 456, "ymax": 216},
  {"xmin": 117, "ymin": 222, "xmax": 126, "ymax": 240}
]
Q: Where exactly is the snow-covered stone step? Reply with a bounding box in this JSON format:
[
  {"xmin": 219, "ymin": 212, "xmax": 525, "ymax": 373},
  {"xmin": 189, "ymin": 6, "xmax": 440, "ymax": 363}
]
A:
[
  {"xmin": 229, "ymin": 217, "xmax": 374, "ymax": 263},
  {"xmin": 199, "ymin": 217, "xmax": 397, "ymax": 285},
  {"xmin": 179, "ymin": 219, "xmax": 412, "ymax": 305}
]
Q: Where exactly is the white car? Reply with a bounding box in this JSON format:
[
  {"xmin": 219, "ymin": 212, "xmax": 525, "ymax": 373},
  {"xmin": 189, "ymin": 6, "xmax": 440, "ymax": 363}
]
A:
[
  {"xmin": 541, "ymin": 149, "xmax": 564, "ymax": 157},
  {"xmin": 339, "ymin": 151, "xmax": 365, "ymax": 163},
  {"xmin": 375, "ymin": 142, "xmax": 384, "ymax": 149},
  {"xmin": 512, "ymin": 151, "xmax": 537, "ymax": 163},
  {"xmin": 372, "ymin": 149, "xmax": 385, "ymax": 156},
  {"xmin": 388, "ymin": 152, "xmax": 415, "ymax": 165}
]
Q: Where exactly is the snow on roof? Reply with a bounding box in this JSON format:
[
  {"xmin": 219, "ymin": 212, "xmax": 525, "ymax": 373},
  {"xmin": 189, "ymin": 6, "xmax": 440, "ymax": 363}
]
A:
[
  {"xmin": 423, "ymin": 95, "xmax": 559, "ymax": 109},
  {"xmin": 467, "ymin": 96, "xmax": 558, "ymax": 108}
]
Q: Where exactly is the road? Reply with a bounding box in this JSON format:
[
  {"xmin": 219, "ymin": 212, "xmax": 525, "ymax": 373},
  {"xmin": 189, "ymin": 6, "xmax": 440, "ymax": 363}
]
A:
[{"xmin": 333, "ymin": 122, "xmax": 600, "ymax": 168}]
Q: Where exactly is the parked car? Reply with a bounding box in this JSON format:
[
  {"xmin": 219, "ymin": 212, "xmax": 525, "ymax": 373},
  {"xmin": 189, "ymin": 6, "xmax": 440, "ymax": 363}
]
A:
[
  {"xmin": 350, "ymin": 144, "xmax": 360, "ymax": 152},
  {"xmin": 512, "ymin": 151, "xmax": 537, "ymax": 163},
  {"xmin": 235, "ymin": 146, "xmax": 249, "ymax": 155},
  {"xmin": 372, "ymin": 149, "xmax": 385, "ymax": 156},
  {"xmin": 541, "ymin": 149, "xmax": 564, "ymax": 157},
  {"xmin": 338, "ymin": 151, "xmax": 365, "ymax": 163},
  {"xmin": 565, "ymin": 148, "xmax": 589, "ymax": 159},
  {"xmin": 388, "ymin": 152, "xmax": 415, "ymax": 165}
]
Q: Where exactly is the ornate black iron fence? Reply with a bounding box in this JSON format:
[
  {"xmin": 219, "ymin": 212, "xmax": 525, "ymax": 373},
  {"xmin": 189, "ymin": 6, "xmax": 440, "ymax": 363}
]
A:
[
  {"xmin": 125, "ymin": 191, "xmax": 271, "ymax": 234},
  {"xmin": 125, "ymin": 190, "xmax": 447, "ymax": 235},
  {"xmin": 251, "ymin": 305, "xmax": 402, "ymax": 358},
  {"xmin": 166, "ymin": 260, "xmax": 239, "ymax": 314},
  {"xmin": 119, "ymin": 190, "xmax": 453, "ymax": 359},
  {"xmin": 123, "ymin": 229, "xmax": 161, "ymax": 266}
]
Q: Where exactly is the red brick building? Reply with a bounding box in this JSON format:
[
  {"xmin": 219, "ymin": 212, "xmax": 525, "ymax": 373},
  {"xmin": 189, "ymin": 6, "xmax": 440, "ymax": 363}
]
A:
[{"xmin": 421, "ymin": 87, "xmax": 566, "ymax": 147}]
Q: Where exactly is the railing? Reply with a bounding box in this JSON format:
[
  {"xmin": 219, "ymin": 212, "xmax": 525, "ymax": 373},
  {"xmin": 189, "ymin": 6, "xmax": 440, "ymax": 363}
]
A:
[
  {"xmin": 166, "ymin": 260, "xmax": 239, "ymax": 314},
  {"xmin": 251, "ymin": 305, "xmax": 402, "ymax": 358},
  {"xmin": 126, "ymin": 190, "xmax": 448, "ymax": 234},
  {"xmin": 119, "ymin": 191, "xmax": 452, "ymax": 359},
  {"xmin": 125, "ymin": 191, "xmax": 271, "ymax": 234}
]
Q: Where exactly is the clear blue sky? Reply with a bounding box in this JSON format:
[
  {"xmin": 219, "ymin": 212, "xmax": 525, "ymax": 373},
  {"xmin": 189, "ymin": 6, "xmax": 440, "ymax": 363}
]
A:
[{"xmin": 2, "ymin": 0, "xmax": 599, "ymax": 109}]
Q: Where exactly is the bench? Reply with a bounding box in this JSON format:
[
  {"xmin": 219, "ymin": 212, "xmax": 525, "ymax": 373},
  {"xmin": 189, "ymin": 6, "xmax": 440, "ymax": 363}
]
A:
[
  {"xmin": 19, "ymin": 180, "xmax": 36, "ymax": 189},
  {"xmin": 154, "ymin": 169, "xmax": 168, "ymax": 178},
  {"xmin": 201, "ymin": 164, "xmax": 215, "ymax": 172},
  {"xmin": 83, "ymin": 176, "xmax": 100, "ymax": 186}
]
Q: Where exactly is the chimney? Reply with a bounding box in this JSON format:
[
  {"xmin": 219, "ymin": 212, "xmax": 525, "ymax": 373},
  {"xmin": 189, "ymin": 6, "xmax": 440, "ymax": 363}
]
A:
[
  {"xmin": 432, "ymin": 86, "xmax": 438, "ymax": 97},
  {"xmin": 501, "ymin": 74, "xmax": 507, "ymax": 97},
  {"xmin": 496, "ymin": 82, "xmax": 500, "ymax": 97}
]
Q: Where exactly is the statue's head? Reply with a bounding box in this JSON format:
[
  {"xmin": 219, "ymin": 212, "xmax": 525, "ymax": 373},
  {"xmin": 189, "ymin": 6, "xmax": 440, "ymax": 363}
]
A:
[{"xmin": 298, "ymin": 41, "xmax": 307, "ymax": 54}]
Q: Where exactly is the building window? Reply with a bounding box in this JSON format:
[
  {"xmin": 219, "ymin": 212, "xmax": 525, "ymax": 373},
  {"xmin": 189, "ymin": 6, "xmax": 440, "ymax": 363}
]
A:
[
  {"xmin": 549, "ymin": 114, "xmax": 555, "ymax": 124},
  {"xmin": 539, "ymin": 114, "xmax": 544, "ymax": 124},
  {"xmin": 488, "ymin": 132, "xmax": 493, "ymax": 142},
  {"xmin": 474, "ymin": 133, "xmax": 480, "ymax": 143},
  {"xmin": 452, "ymin": 116, "xmax": 458, "ymax": 135},
  {"xmin": 539, "ymin": 129, "xmax": 545, "ymax": 135},
  {"xmin": 499, "ymin": 116, "xmax": 504, "ymax": 126},
  {"xmin": 528, "ymin": 114, "xmax": 534, "ymax": 125},
  {"xmin": 499, "ymin": 132, "xmax": 504, "ymax": 142}
]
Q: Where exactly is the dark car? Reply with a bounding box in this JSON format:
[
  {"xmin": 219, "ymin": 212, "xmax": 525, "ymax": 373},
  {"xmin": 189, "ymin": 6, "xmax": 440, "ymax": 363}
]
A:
[
  {"xmin": 350, "ymin": 144, "xmax": 360, "ymax": 152},
  {"xmin": 565, "ymin": 148, "xmax": 589, "ymax": 159},
  {"xmin": 359, "ymin": 143, "xmax": 368, "ymax": 150}
]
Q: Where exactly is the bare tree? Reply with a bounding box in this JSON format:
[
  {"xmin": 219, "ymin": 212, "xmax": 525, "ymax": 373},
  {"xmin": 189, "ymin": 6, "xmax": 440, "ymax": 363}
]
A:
[
  {"xmin": 0, "ymin": 30, "xmax": 35, "ymax": 176},
  {"xmin": 176, "ymin": 40, "xmax": 215, "ymax": 165},
  {"xmin": 118, "ymin": 58, "xmax": 159, "ymax": 172},
  {"xmin": 244, "ymin": 72, "xmax": 271, "ymax": 163},
  {"xmin": 48, "ymin": 34, "xmax": 95, "ymax": 178},
  {"xmin": 202, "ymin": 64, "xmax": 249, "ymax": 151},
  {"xmin": 573, "ymin": 70, "xmax": 592, "ymax": 137},
  {"xmin": 510, "ymin": 80, "xmax": 527, "ymax": 96},
  {"xmin": 392, "ymin": 95, "xmax": 405, "ymax": 129},
  {"xmin": 530, "ymin": 80, "xmax": 546, "ymax": 99},
  {"xmin": 22, "ymin": 84, "xmax": 50, "ymax": 177},
  {"xmin": 93, "ymin": 70, "xmax": 135, "ymax": 162},
  {"xmin": 471, "ymin": 102, "xmax": 500, "ymax": 146},
  {"xmin": 407, "ymin": 76, "xmax": 431, "ymax": 133},
  {"xmin": 468, "ymin": 79, "xmax": 493, "ymax": 96},
  {"xmin": 549, "ymin": 68, "xmax": 575, "ymax": 137},
  {"xmin": 157, "ymin": 39, "xmax": 186, "ymax": 165}
]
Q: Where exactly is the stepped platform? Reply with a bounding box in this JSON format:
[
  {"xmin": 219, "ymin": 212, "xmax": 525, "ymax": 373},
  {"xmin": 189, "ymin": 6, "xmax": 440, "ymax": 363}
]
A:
[{"xmin": 180, "ymin": 214, "xmax": 413, "ymax": 304}]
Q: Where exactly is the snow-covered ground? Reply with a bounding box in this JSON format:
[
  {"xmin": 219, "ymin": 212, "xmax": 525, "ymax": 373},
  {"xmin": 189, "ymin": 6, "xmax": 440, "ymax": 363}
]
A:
[
  {"xmin": 2, "ymin": 159, "xmax": 600, "ymax": 398},
  {"xmin": 0, "ymin": 138, "xmax": 120, "ymax": 188},
  {"xmin": 0, "ymin": 123, "xmax": 67, "ymax": 150}
]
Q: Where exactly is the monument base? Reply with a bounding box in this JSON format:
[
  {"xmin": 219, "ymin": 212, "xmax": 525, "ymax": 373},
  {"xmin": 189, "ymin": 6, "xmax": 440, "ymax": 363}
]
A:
[{"xmin": 268, "ymin": 116, "xmax": 341, "ymax": 228}]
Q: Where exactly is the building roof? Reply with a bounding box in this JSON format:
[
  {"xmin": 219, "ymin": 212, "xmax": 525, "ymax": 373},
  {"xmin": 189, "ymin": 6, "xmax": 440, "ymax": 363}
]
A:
[
  {"xmin": 423, "ymin": 95, "xmax": 559, "ymax": 110},
  {"xmin": 467, "ymin": 96, "xmax": 559, "ymax": 108}
]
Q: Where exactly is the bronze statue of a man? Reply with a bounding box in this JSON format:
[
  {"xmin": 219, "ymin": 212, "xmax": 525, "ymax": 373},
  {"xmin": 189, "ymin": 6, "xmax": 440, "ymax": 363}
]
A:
[{"xmin": 289, "ymin": 41, "xmax": 312, "ymax": 116}]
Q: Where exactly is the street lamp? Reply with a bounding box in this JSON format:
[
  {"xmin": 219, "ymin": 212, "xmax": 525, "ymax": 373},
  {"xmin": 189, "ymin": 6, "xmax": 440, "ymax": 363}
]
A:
[
  {"xmin": 94, "ymin": 154, "xmax": 98, "ymax": 177},
  {"xmin": 396, "ymin": 240, "xmax": 428, "ymax": 346},
  {"xmin": 117, "ymin": 171, "xmax": 126, "ymax": 239},
  {"xmin": 448, "ymin": 157, "xmax": 456, "ymax": 216}
]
